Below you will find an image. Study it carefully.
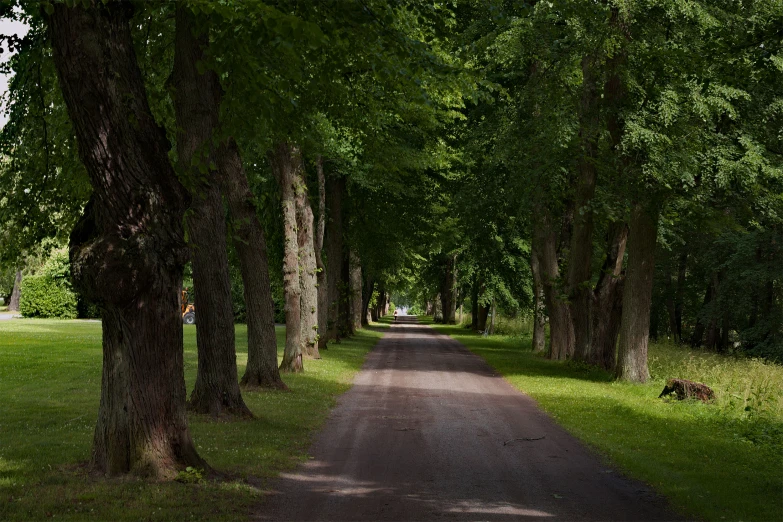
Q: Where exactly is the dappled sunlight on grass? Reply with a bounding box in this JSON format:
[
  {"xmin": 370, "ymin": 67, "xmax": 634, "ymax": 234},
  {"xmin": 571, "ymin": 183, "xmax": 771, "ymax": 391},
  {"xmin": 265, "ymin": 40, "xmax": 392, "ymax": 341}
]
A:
[
  {"xmin": 0, "ymin": 318, "xmax": 387, "ymax": 520},
  {"xmin": 432, "ymin": 322, "xmax": 783, "ymax": 522}
]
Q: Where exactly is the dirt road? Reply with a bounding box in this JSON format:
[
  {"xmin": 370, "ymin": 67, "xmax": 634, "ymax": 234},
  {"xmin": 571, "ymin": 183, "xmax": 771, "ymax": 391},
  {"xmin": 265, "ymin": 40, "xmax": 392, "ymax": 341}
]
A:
[{"xmin": 260, "ymin": 318, "xmax": 681, "ymax": 521}]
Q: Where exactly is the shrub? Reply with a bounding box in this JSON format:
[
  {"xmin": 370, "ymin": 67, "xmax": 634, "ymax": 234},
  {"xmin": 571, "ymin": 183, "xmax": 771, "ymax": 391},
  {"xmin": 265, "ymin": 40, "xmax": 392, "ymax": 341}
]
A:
[{"xmin": 19, "ymin": 275, "xmax": 78, "ymax": 319}]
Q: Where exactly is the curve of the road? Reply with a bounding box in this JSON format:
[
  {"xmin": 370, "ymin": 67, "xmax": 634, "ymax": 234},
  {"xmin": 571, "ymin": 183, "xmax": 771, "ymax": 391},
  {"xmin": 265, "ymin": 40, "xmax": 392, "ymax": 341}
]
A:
[{"xmin": 259, "ymin": 317, "xmax": 682, "ymax": 521}]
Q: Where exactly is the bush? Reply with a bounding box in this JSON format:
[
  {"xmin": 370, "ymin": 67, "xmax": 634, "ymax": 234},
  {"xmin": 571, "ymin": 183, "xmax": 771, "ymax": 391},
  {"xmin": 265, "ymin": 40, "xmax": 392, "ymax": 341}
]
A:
[
  {"xmin": 19, "ymin": 275, "xmax": 78, "ymax": 319},
  {"xmin": 408, "ymin": 304, "xmax": 424, "ymax": 316}
]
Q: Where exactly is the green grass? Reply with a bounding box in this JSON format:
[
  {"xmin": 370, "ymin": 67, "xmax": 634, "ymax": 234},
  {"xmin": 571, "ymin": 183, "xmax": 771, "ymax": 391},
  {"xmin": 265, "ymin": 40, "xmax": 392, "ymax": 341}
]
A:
[
  {"xmin": 430, "ymin": 320, "xmax": 783, "ymax": 522},
  {"xmin": 0, "ymin": 319, "xmax": 387, "ymax": 521}
]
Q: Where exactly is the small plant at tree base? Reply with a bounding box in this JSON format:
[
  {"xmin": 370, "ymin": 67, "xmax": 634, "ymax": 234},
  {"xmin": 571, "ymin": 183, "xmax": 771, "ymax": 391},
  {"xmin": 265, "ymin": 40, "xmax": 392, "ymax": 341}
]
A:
[{"xmin": 174, "ymin": 467, "xmax": 205, "ymax": 485}]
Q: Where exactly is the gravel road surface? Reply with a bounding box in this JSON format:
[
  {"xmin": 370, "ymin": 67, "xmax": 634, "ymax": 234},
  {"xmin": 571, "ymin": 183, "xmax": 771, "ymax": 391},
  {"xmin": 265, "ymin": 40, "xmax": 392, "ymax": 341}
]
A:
[{"xmin": 260, "ymin": 317, "xmax": 682, "ymax": 521}]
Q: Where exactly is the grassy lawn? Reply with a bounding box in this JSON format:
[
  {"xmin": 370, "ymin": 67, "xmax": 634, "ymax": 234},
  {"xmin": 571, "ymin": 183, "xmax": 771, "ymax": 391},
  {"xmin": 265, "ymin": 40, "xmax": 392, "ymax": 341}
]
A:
[
  {"xmin": 0, "ymin": 318, "xmax": 387, "ymax": 521},
  {"xmin": 429, "ymin": 320, "xmax": 783, "ymax": 522}
]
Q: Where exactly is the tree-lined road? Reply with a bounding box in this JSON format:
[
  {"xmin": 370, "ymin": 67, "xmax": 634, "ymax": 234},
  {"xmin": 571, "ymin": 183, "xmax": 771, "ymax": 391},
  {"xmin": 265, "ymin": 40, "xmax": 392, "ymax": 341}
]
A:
[{"xmin": 261, "ymin": 318, "xmax": 680, "ymax": 521}]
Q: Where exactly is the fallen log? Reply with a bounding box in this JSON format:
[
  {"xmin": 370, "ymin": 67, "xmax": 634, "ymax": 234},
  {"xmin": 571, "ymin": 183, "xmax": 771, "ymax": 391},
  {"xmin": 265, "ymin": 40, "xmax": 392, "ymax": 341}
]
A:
[{"xmin": 658, "ymin": 378, "xmax": 714, "ymax": 402}]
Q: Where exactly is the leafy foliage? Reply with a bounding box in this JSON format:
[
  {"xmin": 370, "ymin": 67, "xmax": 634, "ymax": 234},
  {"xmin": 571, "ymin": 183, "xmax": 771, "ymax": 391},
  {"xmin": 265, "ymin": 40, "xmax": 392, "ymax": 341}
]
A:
[{"xmin": 19, "ymin": 274, "xmax": 77, "ymax": 319}]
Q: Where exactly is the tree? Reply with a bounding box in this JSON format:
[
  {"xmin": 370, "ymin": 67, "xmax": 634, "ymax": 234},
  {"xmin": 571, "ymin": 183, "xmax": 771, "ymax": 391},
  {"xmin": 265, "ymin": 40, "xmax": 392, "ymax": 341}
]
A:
[
  {"xmin": 8, "ymin": 271, "xmax": 21, "ymax": 311},
  {"xmin": 269, "ymin": 142, "xmax": 305, "ymax": 373},
  {"xmin": 48, "ymin": 1, "xmax": 205, "ymax": 477},
  {"xmin": 172, "ymin": 5, "xmax": 251, "ymax": 417}
]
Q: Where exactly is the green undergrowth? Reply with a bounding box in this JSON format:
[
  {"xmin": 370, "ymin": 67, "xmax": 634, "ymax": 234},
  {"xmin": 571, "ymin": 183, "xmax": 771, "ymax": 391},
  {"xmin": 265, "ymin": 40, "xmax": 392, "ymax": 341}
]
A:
[
  {"xmin": 0, "ymin": 319, "xmax": 387, "ymax": 521},
  {"xmin": 430, "ymin": 320, "xmax": 783, "ymax": 522}
]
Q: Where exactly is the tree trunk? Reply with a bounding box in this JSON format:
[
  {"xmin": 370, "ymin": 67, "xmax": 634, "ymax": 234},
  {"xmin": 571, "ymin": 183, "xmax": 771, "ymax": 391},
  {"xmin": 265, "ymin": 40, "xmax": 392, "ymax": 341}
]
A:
[
  {"xmin": 269, "ymin": 142, "xmax": 303, "ymax": 373},
  {"xmin": 173, "ymin": 12, "xmax": 282, "ymax": 390},
  {"xmin": 470, "ymin": 276, "xmax": 479, "ymax": 330},
  {"xmin": 489, "ymin": 299, "xmax": 497, "ymax": 335},
  {"xmin": 49, "ymin": 1, "xmax": 205, "ymax": 477},
  {"xmin": 349, "ymin": 250, "xmax": 362, "ymax": 332},
  {"xmin": 361, "ymin": 275, "xmax": 375, "ymax": 327},
  {"xmin": 372, "ymin": 284, "xmax": 384, "ymax": 321},
  {"xmin": 616, "ymin": 203, "xmax": 659, "ymax": 383},
  {"xmin": 218, "ymin": 140, "xmax": 285, "ymax": 389},
  {"xmin": 591, "ymin": 222, "xmax": 628, "ymax": 370},
  {"xmin": 315, "ymin": 156, "xmax": 328, "ymax": 350},
  {"xmin": 8, "ymin": 270, "xmax": 21, "ymax": 311},
  {"xmin": 172, "ymin": 6, "xmax": 250, "ymax": 418},
  {"xmin": 477, "ymin": 304, "xmax": 489, "ymax": 332},
  {"xmin": 665, "ymin": 271, "xmax": 678, "ymax": 341},
  {"xmin": 530, "ymin": 239, "xmax": 547, "ymax": 352},
  {"xmin": 649, "ymin": 303, "xmax": 660, "ymax": 341},
  {"xmin": 704, "ymin": 273, "xmax": 721, "ymax": 351},
  {"xmin": 534, "ymin": 209, "xmax": 575, "ymax": 360},
  {"xmin": 720, "ymin": 313, "xmax": 730, "ymax": 353},
  {"xmin": 325, "ymin": 175, "xmax": 346, "ymax": 342},
  {"xmin": 690, "ymin": 280, "xmax": 713, "ymax": 347},
  {"xmin": 296, "ymin": 168, "xmax": 319, "ymax": 359},
  {"xmin": 440, "ymin": 257, "xmax": 455, "ymax": 324},
  {"xmin": 568, "ymin": 54, "xmax": 600, "ymax": 363},
  {"xmin": 675, "ymin": 251, "xmax": 687, "ymax": 341},
  {"xmin": 338, "ymin": 252, "xmax": 353, "ymax": 336}
]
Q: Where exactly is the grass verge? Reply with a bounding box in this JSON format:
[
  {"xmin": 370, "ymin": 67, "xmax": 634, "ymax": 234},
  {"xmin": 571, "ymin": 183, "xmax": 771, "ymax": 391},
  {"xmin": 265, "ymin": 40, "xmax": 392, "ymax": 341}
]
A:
[
  {"xmin": 0, "ymin": 319, "xmax": 387, "ymax": 521},
  {"xmin": 429, "ymin": 320, "xmax": 783, "ymax": 522}
]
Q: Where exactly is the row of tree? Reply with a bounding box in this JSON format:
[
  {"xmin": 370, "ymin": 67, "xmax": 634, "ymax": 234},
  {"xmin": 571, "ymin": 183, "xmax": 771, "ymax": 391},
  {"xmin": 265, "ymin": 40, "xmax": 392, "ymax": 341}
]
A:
[
  {"xmin": 1, "ymin": 0, "xmax": 458, "ymax": 478},
  {"xmin": 0, "ymin": 0, "xmax": 780, "ymax": 481},
  {"xmin": 408, "ymin": 1, "xmax": 781, "ymax": 374}
]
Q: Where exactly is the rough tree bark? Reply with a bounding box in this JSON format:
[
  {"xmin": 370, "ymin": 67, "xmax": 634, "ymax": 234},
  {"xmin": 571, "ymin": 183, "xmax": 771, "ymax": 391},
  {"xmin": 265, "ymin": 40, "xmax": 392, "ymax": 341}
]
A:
[
  {"xmin": 591, "ymin": 222, "xmax": 628, "ymax": 370},
  {"xmin": 530, "ymin": 237, "xmax": 547, "ymax": 352},
  {"xmin": 568, "ymin": 54, "xmax": 600, "ymax": 363},
  {"xmin": 173, "ymin": 6, "xmax": 250, "ymax": 418},
  {"xmin": 315, "ymin": 156, "xmax": 328, "ymax": 350},
  {"xmin": 295, "ymin": 167, "xmax": 319, "ymax": 358},
  {"xmin": 534, "ymin": 208, "xmax": 575, "ymax": 360},
  {"xmin": 8, "ymin": 270, "xmax": 21, "ymax": 311},
  {"xmin": 270, "ymin": 142, "xmax": 303, "ymax": 373},
  {"xmin": 349, "ymin": 250, "xmax": 363, "ymax": 332},
  {"xmin": 218, "ymin": 141, "xmax": 286, "ymax": 389},
  {"xmin": 49, "ymin": 1, "xmax": 205, "ymax": 477},
  {"xmin": 325, "ymin": 175, "xmax": 345, "ymax": 342},
  {"xmin": 616, "ymin": 203, "xmax": 659, "ymax": 382}
]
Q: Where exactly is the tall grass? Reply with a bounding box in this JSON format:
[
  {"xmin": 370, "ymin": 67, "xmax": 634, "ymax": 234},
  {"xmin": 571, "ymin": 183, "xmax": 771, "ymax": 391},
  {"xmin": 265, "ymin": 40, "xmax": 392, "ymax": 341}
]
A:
[
  {"xmin": 650, "ymin": 342, "xmax": 783, "ymax": 421},
  {"xmin": 454, "ymin": 312, "xmax": 535, "ymax": 338}
]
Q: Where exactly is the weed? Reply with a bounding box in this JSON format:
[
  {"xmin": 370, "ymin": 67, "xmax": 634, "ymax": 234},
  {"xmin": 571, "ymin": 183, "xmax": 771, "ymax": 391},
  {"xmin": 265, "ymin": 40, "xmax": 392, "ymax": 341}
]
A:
[{"xmin": 175, "ymin": 467, "xmax": 206, "ymax": 485}]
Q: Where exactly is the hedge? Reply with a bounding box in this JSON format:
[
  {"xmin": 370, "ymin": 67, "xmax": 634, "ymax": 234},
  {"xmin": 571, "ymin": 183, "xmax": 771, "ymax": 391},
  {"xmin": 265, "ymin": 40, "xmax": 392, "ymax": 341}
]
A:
[{"xmin": 19, "ymin": 275, "xmax": 78, "ymax": 319}]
